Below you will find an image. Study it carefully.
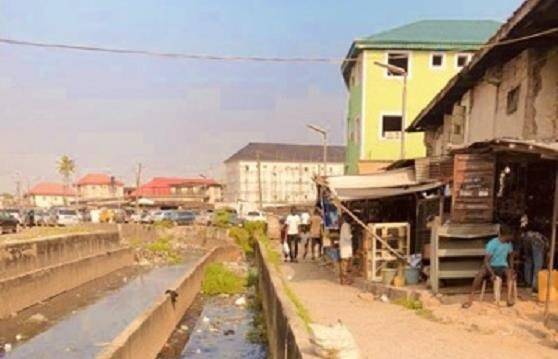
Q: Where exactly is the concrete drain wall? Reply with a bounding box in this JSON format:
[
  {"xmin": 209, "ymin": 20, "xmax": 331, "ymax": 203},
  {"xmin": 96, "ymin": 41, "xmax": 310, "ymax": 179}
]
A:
[
  {"xmin": 0, "ymin": 247, "xmax": 134, "ymax": 319},
  {"xmin": 97, "ymin": 245, "xmax": 242, "ymax": 359},
  {"xmin": 0, "ymin": 231, "xmax": 122, "ymax": 280}
]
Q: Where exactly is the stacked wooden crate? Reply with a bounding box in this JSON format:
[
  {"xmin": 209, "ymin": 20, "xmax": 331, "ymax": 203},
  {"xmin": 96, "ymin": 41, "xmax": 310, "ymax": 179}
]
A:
[{"xmin": 368, "ymin": 222, "xmax": 410, "ymax": 282}]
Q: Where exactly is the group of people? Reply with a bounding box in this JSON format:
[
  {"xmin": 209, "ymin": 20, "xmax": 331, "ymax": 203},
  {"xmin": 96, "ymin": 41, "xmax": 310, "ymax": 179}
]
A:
[
  {"xmin": 281, "ymin": 207, "xmax": 324, "ymax": 263},
  {"xmin": 279, "ymin": 207, "xmax": 356, "ymax": 285}
]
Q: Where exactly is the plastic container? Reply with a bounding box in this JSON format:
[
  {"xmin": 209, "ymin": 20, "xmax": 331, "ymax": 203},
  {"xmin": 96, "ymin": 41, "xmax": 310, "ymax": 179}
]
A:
[
  {"xmin": 381, "ymin": 268, "xmax": 397, "ymax": 286},
  {"xmin": 405, "ymin": 267, "xmax": 420, "ymax": 285},
  {"xmin": 538, "ymin": 270, "xmax": 558, "ymax": 302},
  {"xmin": 393, "ymin": 275, "xmax": 405, "ymax": 287}
]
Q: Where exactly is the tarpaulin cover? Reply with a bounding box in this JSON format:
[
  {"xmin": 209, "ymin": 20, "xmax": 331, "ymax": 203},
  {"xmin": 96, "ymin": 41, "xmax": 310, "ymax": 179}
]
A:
[{"xmin": 324, "ymin": 168, "xmax": 442, "ymax": 201}]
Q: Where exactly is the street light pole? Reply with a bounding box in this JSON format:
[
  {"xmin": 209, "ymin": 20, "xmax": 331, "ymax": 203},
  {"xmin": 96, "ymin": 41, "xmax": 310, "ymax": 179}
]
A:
[
  {"xmin": 373, "ymin": 61, "xmax": 407, "ymax": 160},
  {"xmin": 306, "ymin": 124, "xmax": 328, "ymax": 177}
]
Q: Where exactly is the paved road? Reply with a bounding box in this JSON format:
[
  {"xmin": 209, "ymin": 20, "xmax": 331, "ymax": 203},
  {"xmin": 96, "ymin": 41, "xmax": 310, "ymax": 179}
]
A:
[{"xmin": 280, "ymin": 259, "xmax": 557, "ymax": 359}]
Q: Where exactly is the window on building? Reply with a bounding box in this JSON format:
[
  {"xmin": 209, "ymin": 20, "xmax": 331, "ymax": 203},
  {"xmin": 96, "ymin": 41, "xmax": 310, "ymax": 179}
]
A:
[
  {"xmin": 381, "ymin": 115, "xmax": 402, "ymax": 139},
  {"xmin": 506, "ymin": 86, "xmax": 520, "ymax": 114},
  {"xmin": 245, "ymin": 165, "xmax": 250, "ymax": 172},
  {"xmin": 387, "ymin": 53, "xmax": 409, "ymax": 76},
  {"xmin": 431, "ymin": 54, "xmax": 444, "ymax": 68},
  {"xmin": 456, "ymin": 54, "xmax": 471, "ymax": 68}
]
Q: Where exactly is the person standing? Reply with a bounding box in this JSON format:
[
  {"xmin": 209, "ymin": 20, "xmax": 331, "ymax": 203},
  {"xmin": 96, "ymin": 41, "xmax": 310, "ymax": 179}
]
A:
[
  {"xmin": 307, "ymin": 209, "xmax": 323, "ymax": 260},
  {"xmin": 339, "ymin": 214, "xmax": 353, "ymax": 285},
  {"xmin": 285, "ymin": 207, "xmax": 301, "ymax": 263},
  {"xmin": 521, "ymin": 224, "xmax": 548, "ymax": 293},
  {"xmin": 300, "ymin": 210, "xmax": 311, "ymax": 259}
]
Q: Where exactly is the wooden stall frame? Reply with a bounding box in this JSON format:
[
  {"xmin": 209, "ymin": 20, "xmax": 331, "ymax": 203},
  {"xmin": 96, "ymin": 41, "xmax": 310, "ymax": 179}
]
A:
[{"xmin": 368, "ymin": 222, "xmax": 410, "ymax": 282}]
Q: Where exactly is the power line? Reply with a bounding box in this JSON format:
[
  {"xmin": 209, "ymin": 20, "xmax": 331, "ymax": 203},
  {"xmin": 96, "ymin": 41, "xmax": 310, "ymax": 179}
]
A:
[
  {"xmin": 0, "ymin": 27, "xmax": 557, "ymax": 64},
  {"xmin": 0, "ymin": 38, "xmax": 343, "ymax": 64}
]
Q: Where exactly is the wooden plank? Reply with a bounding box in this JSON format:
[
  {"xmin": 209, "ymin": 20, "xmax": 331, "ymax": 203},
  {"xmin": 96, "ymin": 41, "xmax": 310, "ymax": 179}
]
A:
[
  {"xmin": 451, "ymin": 153, "xmax": 496, "ymax": 223},
  {"xmin": 437, "ymin": 248, "xmax": 486, "ymax": 257},
  {"xmin": 430, "ymin": 217, "xmax": 440, "ymax": 294},
  {"xmin": 439, "ymin": 270, "xmax": 479, "ymax": 279}
]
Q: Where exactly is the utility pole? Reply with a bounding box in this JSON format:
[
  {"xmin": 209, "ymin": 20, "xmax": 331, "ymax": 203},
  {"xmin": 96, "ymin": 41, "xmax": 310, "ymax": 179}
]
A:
[
  {"xmin": 135, "ymin": 163, "xmax": 142, "ymax": 215},
  {"xmin": 256, "ymin": 152, "xmax": 263, "ymax": 210}
]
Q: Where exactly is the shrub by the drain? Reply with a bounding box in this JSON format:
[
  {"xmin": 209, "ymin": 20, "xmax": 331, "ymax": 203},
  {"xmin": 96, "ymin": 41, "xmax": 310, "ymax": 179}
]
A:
[{"xmin": 202, "ymin": 263, "xmax": 246, "ymax": 296}]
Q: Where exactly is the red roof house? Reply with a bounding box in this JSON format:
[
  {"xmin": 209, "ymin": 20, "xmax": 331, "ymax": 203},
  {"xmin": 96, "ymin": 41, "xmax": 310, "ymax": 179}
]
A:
[
  {"xmin": 28, "ymin": 182, "xmax": 76, "ymax": 197},
  {"xmin": 132, "ymin": 177, "xmax": 219, "ymax": 197},
  {"xmin": 76, "ymin": 173, "xmax": 124, "ymax": 186}
]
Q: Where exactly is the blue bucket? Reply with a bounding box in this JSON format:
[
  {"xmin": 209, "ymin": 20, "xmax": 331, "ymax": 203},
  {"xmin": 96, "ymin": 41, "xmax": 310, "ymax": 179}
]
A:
[{"xmin": 405, "ymin": 267, "xmax": 420, "ymax": 285}]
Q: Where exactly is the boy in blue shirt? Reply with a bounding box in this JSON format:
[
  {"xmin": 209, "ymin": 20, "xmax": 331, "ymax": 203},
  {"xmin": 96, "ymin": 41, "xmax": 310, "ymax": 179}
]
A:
[{"xmin": 463, "ymin": 225, "xmax": 515, "ymax": 308}]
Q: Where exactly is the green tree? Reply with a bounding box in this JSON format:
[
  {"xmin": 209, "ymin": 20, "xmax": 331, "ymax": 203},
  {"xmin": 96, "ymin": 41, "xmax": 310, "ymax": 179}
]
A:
[{"xmin": 57, "ymin": 155, "xmax": 76, "ymax": 205}]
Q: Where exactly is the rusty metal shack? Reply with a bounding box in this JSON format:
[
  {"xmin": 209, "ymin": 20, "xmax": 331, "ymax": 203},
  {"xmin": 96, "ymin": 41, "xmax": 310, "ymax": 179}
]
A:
[{"xmin": 429, "ymin": 139, "xmax": 558, "ymax": 296}]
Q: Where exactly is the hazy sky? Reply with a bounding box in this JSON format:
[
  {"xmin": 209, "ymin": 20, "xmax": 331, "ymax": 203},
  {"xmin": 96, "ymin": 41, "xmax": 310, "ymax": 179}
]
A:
[{"xmin": 0, "ymin": 0, "xmax": 522, "ymax": 192}]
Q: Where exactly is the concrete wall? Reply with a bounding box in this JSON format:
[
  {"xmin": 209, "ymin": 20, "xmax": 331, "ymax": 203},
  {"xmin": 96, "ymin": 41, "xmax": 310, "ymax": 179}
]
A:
[
  {"xmin": 0, "ymin": 231, "xmax": 122, "ymax": 280},
  {"xmin": 97, "ymin": 245, "xmax": 242, "ymax": 359},
  {"xmin": 0, "ymin": 247, "xmax": 133, "ymax": 319},
  {"xmin": 255, "ymin": 241, "xmax": 317, "ymax": 359},
  {"xmin": 425, "ymin": 45, "xmax": 558, "ymax": 156},
  {"xmin": 30, "ymin": 194, "xmax": 72, "ymax": 208}
]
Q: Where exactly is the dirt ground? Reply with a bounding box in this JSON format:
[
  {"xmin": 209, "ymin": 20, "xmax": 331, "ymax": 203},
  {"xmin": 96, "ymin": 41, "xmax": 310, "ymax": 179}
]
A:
[{"xmin": 280, "ymin": 259, "xmax": 558, "ymax": 359}]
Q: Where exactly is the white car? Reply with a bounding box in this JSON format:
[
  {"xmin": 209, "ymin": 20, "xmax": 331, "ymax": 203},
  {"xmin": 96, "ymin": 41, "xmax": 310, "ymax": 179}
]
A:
[
  {"xmin": 52, "ymin": 208, "xmax": 80, "ymax": 226},
  {"xmin": 152, "ymin": 210, "xmax": 173, "ymax": 223},
  {"xmin": 243, "ymin": 211, "xmax": 266, "ymax": 223}
]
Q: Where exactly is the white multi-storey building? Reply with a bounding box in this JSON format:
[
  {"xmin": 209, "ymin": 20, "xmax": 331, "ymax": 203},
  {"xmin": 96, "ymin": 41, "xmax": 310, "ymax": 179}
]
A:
[{"xmin": 224, "ymin": 143, "xmax": 345, "ymax": 206}]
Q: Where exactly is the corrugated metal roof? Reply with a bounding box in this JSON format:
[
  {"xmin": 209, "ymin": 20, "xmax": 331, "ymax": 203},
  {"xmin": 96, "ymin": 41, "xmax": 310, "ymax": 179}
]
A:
[
  {"xmin": 224, "ymin": 142, "xmax": 345, "ymax": 163},
  {"xmin": 360, "ymin": 20, "xmax": 501, "ymax": 49},
  {"xmin": 76, "ymin": 173, "xmax": 124, "ymax": 186},
  {"xmin": 132, "ymin": 177, "xmax": 219, "ymax": 197},
  {"xmin": 28, "ymin": 182, "xmax": 75, "ymax": 196},
  {"xmin": 451, "ymin": 138, "xmax": 558, "ymax": 158},
  {"xmin": 342, "ymin": 20, "xmax": 500, "ymax": 82},
  {"xmin": 322, "ymin": 168, "xmax": 442, "ymax": 201}
]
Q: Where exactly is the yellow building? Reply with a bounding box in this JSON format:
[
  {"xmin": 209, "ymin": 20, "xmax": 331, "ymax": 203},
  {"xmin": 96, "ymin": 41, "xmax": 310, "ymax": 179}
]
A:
[{"xmin": 342, "ymin": 20, "xmax": 500, "ymax": 174}]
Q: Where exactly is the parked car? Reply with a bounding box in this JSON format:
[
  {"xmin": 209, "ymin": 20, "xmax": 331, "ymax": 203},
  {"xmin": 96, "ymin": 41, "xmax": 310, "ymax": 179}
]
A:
[
  {"xmin": 243, "ymin": 210, "xmax": 267, "ymax": 223},
  {"xmin": 0, "ymin": 210, "xmax": 18, "ymax": 234},
  {"xmin": 77, "ymin": 209, "xmax": 92, "ymax": 223},
  {"xmin": 170, "ymin": 210, "xmax": 196, "ymax": 226},
  {"xmin": 195, "ymin": 210, "xmax": 214, "ymax": 226},
  {"xmin": 152, "ymin": 210, "xmax": 173, "ymax": 223},
  {"xmin": 113, "ymin": 209, "xmax": 129, "ymax": 223},
  {"xmin": 5, "ymin": 208, "xmax": 23, "ymax": 225},
  {"xmin": 48, "ymin": 207, "xmax": 80, "ymax": 226},
  {"xmin": 213, "ymin": 208, "xmax": 240, "ymax": 226},
  {"xmin": 34, "ymin": 209, "xmax": 49, "ymax": 226},
  {"xmin": 139, "ymin": 211, "xmax": 154, "ymax": 224}
]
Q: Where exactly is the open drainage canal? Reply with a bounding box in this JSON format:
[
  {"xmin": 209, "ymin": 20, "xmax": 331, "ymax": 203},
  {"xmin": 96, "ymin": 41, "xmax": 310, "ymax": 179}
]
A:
[
  {"xmin": 7, "ymin": 258, "xmax": 200, "ymax": 359},
  {"xmin": 179, "ymin": 296, "xmax": 266, "ymax": 359},
  {"xmin": 3, "ymin": 251, "xmax": 267, "ymax": 359}
]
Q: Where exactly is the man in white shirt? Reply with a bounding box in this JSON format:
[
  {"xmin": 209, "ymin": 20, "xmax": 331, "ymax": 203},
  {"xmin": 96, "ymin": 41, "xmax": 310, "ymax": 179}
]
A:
[
  {"xmin": 285, "ymin": 207, "xmax": 302, "ymax": 262},
  {"xmin": 338, "ymin": 214, "xmax": 353, "ymax": 285}
]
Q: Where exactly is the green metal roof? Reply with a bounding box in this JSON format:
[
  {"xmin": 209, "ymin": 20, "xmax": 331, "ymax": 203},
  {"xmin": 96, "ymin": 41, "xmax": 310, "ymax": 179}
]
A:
[
  {"xmin": 342, "ymin": 20, "xmax": 501, "ymax": 83},
  {"xmin": 358, "ymin": 20, "xmax": 501, "ymax": 50}
]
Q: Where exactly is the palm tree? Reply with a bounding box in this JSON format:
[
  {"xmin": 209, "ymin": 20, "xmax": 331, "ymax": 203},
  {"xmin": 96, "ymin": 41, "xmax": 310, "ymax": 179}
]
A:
[{"xmin": 57, "ymin": 155, "xmax": 76, "ymax": 205}]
